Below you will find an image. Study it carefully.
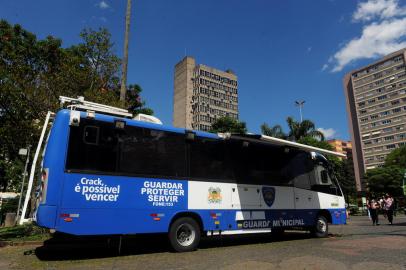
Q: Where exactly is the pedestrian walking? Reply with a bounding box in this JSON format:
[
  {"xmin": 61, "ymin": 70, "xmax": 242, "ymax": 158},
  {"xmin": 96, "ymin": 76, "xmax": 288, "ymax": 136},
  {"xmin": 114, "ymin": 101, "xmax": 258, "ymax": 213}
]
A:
[
  {"xmin": 366, "ymin": 198, "xmax": 371, "ymax": 220},
  {"xmin": 369, "ymin": 198, "xmax": 380, "ymax": 226},
  {"xmin": 379, "ymin": 197, "xmax": 386, "ymax": 219},
  {"xmin": 384, "ymin": 194, "xmax": 394, "ymax": 225}
]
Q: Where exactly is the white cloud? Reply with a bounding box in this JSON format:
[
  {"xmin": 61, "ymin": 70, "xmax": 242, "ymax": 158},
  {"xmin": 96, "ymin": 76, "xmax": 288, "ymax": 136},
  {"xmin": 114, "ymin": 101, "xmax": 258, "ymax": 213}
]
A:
[
  {"xmin": 317, "ymin": 128, "xmax": 337, "ymax": 139},
  {"xmin": 331, "ymin": 18, "xmax": 406, "ymax": 72},
  {"xmin": 327, "ymin": 0, "xmax": 406, "ymax": 72},
  {"xmin": 98, "ymin": 1, "xmax": 109, "ymax": 9},
  {"xmin": 353, "ymin": 0, "xmax": 401, "ymax": 22}
]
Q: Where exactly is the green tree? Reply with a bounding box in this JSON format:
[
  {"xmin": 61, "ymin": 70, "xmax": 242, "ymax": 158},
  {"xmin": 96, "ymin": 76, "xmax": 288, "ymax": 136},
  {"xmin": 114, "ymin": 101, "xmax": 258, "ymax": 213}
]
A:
[
  {"xmin": 210, "ymin": 117, "xmax": 247, "ymax": 134},
  {"xmin": 126, "ymin": 84, "xmax": 153, "ymax": 115},
  {"xmin": 261, "ymin": 117, "xmax": 324, "ymax": 141},
  {"xmin": 340, "ymin": 156, "xmax": 357, "ymax": 201},
  {"xmin": 384, "ymin": 145, "xmax": 406, "ymax": 168},
  {"xmin": 0, "ymin": 20, "xmax": 152, "ymax": 191},
  {"xmin": 0, "ymin": 20, "xmax": 61, "ymax": 191},
  {"xmin": 364, "ymin": 166, "xmax": 404, "ymax": 197},
  {"xmin": 287, "ymin": 117, "xmax": 325, "ymax": 141},
  {"xmin": 260, "ymin": 123, "xmax": 287, "ymax": 139}
]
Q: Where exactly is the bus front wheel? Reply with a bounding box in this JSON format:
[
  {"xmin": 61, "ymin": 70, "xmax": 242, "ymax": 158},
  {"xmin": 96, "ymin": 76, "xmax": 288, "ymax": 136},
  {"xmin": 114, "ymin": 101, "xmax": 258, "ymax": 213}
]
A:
[
  {"xmin": 169, "ymin": 217, "xmax": 201, "ymax": 252},
  {"xmin": 311, "ymin": 215, "xmax": 328, "ymax": 238}
]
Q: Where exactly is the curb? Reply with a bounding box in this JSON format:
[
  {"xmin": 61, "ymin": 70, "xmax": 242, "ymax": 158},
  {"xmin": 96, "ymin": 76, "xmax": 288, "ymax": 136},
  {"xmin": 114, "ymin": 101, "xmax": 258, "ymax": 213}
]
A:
[{"xmin": 0, "ymin": 240, "xmax": 44, "ymax": 248}]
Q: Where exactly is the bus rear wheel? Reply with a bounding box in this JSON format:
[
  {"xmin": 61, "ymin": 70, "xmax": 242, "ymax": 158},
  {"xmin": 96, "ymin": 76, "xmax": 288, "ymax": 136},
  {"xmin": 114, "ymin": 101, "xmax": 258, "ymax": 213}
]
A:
[
  {"xmin": 169, "ymin": 217, "xmax": 201, "ymax": 252},
  {"xmin": 311, "ymin": 215, "xmax": 328, "ymax": 238}
]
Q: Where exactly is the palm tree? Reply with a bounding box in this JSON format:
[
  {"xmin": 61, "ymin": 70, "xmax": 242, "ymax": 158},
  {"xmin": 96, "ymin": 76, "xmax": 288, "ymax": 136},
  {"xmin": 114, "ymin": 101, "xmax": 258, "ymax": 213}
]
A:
[
  {"xmin": 260, "ymin": 123, "xmax": 287, "ymax": 139},
  {"xmin": 286, "ymin": 117, "xmax": 324, "ymax": 141}
]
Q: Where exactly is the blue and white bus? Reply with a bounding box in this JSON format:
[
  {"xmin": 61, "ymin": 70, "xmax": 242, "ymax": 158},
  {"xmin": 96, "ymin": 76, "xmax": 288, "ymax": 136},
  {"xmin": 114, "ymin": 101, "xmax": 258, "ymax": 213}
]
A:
[{"xmin": 29, "ymin": 98, "xmax": 346, "ymax": 252}]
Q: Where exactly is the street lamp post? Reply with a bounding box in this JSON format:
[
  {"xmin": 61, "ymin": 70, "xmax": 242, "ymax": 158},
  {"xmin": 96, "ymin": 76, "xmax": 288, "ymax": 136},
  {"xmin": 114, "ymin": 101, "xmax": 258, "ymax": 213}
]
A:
[
  {"xmin": 120, "ymin": 0, "xmax": 132, "ymax": 103},
  {"xmin": 295, "ymin": 100, "xmax": 305, "ymax": 123},
  {"xmin": 16, "ymin": 146, "xmax": 31, "ymax": 223}
]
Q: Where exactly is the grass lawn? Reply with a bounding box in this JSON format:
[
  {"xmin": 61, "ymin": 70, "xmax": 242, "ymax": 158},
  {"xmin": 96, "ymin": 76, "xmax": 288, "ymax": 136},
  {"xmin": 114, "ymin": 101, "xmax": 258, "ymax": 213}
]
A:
[{"xmin": 0, "ymin": 224, "xmax": 50, "ymax": 242}]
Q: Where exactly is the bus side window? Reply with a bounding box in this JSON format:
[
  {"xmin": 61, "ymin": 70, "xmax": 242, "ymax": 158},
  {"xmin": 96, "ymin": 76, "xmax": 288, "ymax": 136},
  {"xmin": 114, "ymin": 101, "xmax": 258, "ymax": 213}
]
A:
[
  {"xmin": 190, "ymin": 138, "xmax": 233, "ymax": 181},
  {"xmin": 314, "ymin": 165, "xmax": 332, "ymax": 186},
  {"xmin": 66, "ymin": 120, "xmax": 118, "ymax": 173},
  {"xmin": 83, "ymin": 126, "xmax": 99, "ymax": 145},
  {"xmin": 311, "ymin": 164, "xmax": 340, "ymax": 195},
  {"xmin": 320, "ymin": 170, "xmax": 329, "ymax": 184},
  {"xmin": 119, "ymin": 126, "xmax": 186, "ymax": 178},
  {"xmin": 284, "ymin": 152, "xmax": 313, "ymax": 190}
]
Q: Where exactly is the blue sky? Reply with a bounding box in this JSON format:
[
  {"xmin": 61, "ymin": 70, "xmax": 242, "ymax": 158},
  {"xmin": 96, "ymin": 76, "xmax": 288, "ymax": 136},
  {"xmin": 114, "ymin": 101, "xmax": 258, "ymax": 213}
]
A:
[{"xmin": 2, "ymin": 0, "xmax": 406, "ymax": 140}]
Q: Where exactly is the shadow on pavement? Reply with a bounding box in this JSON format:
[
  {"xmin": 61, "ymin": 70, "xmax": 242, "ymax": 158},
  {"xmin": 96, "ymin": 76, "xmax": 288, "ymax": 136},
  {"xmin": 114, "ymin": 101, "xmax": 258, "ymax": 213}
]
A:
[{"xmin": 33, "ymin": 231, "xmax": 313, "ymax": 261}]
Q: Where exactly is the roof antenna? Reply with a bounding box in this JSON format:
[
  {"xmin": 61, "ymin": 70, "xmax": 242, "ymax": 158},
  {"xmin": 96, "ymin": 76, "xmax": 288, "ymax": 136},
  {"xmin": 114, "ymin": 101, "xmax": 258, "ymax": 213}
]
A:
[{"xmin": 184, "ymin": 48, "xmax": 187, "ymax": 57}]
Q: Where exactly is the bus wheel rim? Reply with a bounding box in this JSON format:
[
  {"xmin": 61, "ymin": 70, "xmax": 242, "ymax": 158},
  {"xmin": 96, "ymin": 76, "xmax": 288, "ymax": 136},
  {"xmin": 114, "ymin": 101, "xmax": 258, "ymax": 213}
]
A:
[
  {"xmin": 176, "ymin": 223, "xmax": 195, "ymax": 247},
  {"xmin": 317, "ymin": 218, "xmax": 326, "ymax": 233}
]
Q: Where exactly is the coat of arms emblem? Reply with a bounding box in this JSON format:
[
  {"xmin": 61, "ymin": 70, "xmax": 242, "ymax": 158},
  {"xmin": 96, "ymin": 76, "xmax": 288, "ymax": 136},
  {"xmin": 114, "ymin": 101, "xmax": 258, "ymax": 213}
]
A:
[
  {"xmin": 262, "ymin": 187, "xmax": 276, "ymax": 207},
  {"xmin": 208, "ymin": 187, "xmax": 222, "ymax": 204}
]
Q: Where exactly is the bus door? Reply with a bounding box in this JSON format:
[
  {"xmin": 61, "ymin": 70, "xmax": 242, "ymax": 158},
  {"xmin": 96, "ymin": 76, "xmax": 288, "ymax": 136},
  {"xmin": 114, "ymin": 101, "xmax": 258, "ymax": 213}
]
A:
[
  {"xmin": 291, "ymin": 153, "xmax": 320, "ymax": 211},
  {"xmin": 293, "ymin": 176, "xmax": 319, "ymax": 210}
]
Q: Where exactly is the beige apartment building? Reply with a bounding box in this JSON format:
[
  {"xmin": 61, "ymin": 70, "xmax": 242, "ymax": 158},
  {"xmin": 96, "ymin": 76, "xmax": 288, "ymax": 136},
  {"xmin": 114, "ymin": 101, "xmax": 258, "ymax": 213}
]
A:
[
  {"xmin": 327, "ymin": 139, "xmax": 352, "ymax": 160},
  {"xmin": 173, "ymin": 57, "xmax": 239, "ymax": 131},
  {"xmin": 343, "ymin": 48, "xmax": 406, "ymax": 192}
]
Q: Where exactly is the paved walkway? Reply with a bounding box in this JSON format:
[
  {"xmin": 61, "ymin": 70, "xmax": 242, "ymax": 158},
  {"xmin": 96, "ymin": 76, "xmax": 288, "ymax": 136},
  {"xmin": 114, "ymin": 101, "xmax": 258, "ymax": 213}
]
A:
[{"xmin": 0, "ymin": 215, "xmax": 405, "ymax": 270}]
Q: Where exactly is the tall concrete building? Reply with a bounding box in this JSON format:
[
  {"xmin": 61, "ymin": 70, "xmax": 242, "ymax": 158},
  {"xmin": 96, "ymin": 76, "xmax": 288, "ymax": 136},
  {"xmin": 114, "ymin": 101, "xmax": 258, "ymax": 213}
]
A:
[
  {"xmin": 343, "ymin": 49, "xmax": 406, "ymax": 192},
  {"xmin": 173, "ymin": 57, "xmax": 239, "ymax": 131}
]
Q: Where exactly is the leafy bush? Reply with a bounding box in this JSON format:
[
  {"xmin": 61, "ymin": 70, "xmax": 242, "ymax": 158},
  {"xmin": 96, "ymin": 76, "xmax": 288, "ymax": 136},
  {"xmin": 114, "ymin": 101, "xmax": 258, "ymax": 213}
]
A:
[
  {"xmin": 0, "ymin": 197, "xmax": 18, "ymax": 225},
  {"xmin": 0, "ymin": 223, "xmax": 49, "ymax": 241}
]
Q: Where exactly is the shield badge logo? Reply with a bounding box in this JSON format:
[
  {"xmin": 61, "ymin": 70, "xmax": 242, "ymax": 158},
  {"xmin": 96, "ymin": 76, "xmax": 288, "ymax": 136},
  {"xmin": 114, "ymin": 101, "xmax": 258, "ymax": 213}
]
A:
[
  {"xmin": 208, "ymin": 187, "xmax": 222, "ymax": 204},
  {"xmin": 262, "ymin": 187, "xmax": 276, "ymax": 207}
]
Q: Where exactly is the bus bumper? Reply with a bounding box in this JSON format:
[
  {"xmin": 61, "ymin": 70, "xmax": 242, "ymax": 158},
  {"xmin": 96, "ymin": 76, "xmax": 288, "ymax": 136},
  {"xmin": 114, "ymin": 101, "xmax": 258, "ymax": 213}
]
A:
[
  {"xmin": 329, "ymin": 208, "xmax": 347, "ymax": 225},
  {"xmin": 36, "ymin": 205, "xmax": 57, "ymax": 229}
]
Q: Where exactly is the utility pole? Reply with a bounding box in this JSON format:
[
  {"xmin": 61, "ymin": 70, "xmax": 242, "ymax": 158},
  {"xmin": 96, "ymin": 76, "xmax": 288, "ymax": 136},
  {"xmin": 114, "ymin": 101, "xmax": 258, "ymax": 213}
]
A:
[
  {"xmin": 295, "ymin": 100, "xmax": 305, "ymax": 123},
  {"xmin": 120, "ymin": 0, "xmax": 132, "ymax": 103},
  {"xmin": 16, "ymin": 146, "xmax": 30, "ymax": 223}
]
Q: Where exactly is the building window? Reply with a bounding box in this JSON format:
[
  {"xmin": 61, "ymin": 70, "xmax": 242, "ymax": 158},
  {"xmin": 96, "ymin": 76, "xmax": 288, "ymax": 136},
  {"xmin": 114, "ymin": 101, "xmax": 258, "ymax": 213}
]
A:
[
  {"xmin": 380, "ymin": 111, "xmax": 390, "ymax": 116},
  {"xmin": 384, "ymin": 136, "xmax": 394, "ymax": 141},
  {"xmin": 393, "ymin": 108, "xmax": 401, "ymax": 113},
  {"xmin": 392, "ymin": 100, "xmax": 400, "ymax": 105},
  {"xmin": 382, "ymin": 119, "xmax": 392, "ymax": 125},
  {"xmin": 386, "ymin": 144, "xmax": 396, "ymax": 149}
]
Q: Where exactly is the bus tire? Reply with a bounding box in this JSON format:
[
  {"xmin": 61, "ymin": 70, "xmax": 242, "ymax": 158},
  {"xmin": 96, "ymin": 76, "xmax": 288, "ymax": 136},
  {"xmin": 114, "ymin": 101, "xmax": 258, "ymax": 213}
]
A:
[
  {"xmin": 311, "ymin": 215, "xmax": 328, "ymax": 238},
  {"xmin": 169, "ymin": 217, "xmax": 201, "ymax": 252}
]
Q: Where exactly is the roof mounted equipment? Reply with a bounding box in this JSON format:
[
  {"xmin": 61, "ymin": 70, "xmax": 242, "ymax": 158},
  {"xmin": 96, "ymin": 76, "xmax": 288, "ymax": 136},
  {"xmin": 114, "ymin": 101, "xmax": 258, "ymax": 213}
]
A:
[{"xmin": 59, "ymin": 96, "xmax": 133, "ymax": 118}]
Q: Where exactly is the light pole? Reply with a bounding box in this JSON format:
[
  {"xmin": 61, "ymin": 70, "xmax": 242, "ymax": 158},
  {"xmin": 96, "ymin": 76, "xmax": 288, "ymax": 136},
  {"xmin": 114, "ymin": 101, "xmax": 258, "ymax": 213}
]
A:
[
  {"xmin": 16, "ymin": 146, "xmax": 30, "ymax": 224},
  {"xmin": 295, "ymin": 100, "xmax": 305, "ymax": 123},
  {"xmin": 120, "ymin": 0, "xmax": 132, "ymax": 103}
]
